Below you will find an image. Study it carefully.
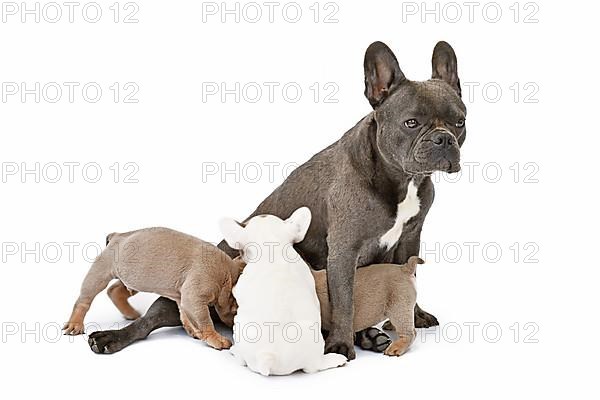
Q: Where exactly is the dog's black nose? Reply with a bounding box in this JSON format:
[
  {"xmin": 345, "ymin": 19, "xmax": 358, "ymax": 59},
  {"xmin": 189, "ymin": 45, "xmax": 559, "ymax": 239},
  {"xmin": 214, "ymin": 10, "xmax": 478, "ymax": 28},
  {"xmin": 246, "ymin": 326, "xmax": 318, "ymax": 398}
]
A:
[{"xmin": 432, "ymin": 131, "xmax": 455, "ymax": 148}]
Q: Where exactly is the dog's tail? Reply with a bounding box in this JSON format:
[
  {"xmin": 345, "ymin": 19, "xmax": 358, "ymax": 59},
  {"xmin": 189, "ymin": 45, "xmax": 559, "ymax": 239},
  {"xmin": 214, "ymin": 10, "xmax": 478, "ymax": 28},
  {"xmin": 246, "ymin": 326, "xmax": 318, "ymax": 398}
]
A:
[
  {"xmin": 105, "ymin": 232, "xmax": 117, "ymax": 247},
  {"xmin": 406, "ymin": 256, "xmax": 425, "ymax": 275},
  {"xmin": 255, "ymin": 352, "xmax": 277, "ymax": 376}
]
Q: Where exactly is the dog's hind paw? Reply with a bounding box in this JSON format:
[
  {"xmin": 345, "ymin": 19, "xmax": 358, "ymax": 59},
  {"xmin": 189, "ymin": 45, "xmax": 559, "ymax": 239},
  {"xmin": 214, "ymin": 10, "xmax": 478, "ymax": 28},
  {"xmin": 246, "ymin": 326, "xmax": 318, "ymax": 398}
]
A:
[
  {"xmin": 88, "ymin": 330, "xmax": 131, "ymax": 354},
  {"xmin": 414, "ymin": 305, "xmax": 439, "ymax": 328},
  {"xmin": 355, "ymin": 327, "xmax": 391, "ymax": 352}
]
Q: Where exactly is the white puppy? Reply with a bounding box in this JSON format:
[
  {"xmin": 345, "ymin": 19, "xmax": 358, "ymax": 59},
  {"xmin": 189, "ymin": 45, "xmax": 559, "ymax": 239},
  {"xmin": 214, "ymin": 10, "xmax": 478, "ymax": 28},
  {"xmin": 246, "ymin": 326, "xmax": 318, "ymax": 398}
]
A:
[{"xmin": 219, "ymin": 207, "xmax": 347, "ymax": 376}]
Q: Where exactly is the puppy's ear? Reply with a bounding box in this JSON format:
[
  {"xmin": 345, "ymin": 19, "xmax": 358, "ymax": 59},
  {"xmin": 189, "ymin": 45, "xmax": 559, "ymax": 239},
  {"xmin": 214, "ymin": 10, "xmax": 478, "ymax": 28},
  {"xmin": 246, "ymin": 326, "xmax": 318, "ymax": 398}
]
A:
[
  {"xmin": 431, "ymin": 41, "xmax": 461, "ymax": 97},
  {"xmin": 285, "ymin": 207, "xmax": 312, "ymax": 244},
  {"xmin": 364, "ymin": 41, "xmax": 406, "ymax": 108},
  {"xmin": 219, "ymin": 218, "xmax": 245, "ymax": 250},
  {"xmin": 232, "ymin": 256, "xmax": 246, "ymax": 274}
]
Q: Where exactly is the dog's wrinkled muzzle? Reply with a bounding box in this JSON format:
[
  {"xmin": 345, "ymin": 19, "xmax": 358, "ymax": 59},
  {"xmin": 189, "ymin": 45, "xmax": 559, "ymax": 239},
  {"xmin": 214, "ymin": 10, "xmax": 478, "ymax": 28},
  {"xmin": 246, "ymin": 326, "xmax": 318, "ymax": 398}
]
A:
[{"xmin": 413, "ymin": 129, "xmax": 461, "ymax": 173}]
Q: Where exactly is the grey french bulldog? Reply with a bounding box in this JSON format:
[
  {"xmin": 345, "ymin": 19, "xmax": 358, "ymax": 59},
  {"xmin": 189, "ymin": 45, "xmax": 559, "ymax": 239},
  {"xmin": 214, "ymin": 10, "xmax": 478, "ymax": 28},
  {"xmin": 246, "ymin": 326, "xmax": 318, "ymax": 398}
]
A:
[{"xmin": 87, "ymin": 40, "xmax": 466, "ymax": 360}]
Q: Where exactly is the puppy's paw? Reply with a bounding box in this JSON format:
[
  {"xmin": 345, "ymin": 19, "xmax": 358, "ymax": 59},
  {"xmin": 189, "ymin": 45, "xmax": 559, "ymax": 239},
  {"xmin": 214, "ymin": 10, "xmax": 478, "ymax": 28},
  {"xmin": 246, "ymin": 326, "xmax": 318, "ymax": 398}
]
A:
[
  {"xmin": 383, "ymin": 337, "xmax": 412, "ymax": 357},
  {"xmin": 355, "ymin": 327, "xmax": 391, "ymax": 352},
  {"xmin": 88, "ymin": 330, "xmax": 129, "ymax": 354},
  {"xmin": 123, "ymin": 310, "xmax": 141, "ymax": 320},
  {"xmin": 63, "ymin": 321, "xmax": 84, "ymax": 335},
  {"xmin": 325, "ymin": 336, "xmax": 356, "ymax": 360},
  {"xmin": 205, "ymin": 333, "xmax": 232, "ymax": 350}
]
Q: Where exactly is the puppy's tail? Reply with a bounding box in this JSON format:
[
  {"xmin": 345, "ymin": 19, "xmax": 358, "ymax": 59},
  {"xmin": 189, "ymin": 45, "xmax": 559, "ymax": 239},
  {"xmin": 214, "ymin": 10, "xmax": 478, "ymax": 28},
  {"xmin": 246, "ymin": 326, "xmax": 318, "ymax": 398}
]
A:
[
  {"xmin": 406, "ymin": 256, "xmax": 425, "ymax": 275},
  {"xmin": 255, "ymin": 352, "xmax": 277, "ymax": 376}
]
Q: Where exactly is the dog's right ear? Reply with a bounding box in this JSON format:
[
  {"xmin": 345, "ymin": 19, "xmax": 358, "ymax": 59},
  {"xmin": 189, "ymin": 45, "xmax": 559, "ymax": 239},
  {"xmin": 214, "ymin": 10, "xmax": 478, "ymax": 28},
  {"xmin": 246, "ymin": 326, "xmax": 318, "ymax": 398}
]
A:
[
  {"xmin": 364, "ymin": 41, "xmax": 406, "ymax": 108},
  {"xmin": 219, "ymin": 218, "xmax": 245, "ymax": 250}
]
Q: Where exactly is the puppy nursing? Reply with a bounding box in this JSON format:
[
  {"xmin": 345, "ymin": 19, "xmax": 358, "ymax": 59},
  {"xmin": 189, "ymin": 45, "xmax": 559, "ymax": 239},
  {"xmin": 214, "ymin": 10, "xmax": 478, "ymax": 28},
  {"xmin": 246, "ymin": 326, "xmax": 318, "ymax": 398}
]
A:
[
  {"xmin": 65, "ymin": 209, "xmax": 423, "ymax": 371},
  {"xmin": 313, "ymin": 256, "xmax": 423, "ymax": 357},
  {"xmin": 63, "ymin": 227, "xmax": 244, "ymax": 350},
  {"xmin": 220, "ymin": 207, "xmax": 347, "ymax": 376}
]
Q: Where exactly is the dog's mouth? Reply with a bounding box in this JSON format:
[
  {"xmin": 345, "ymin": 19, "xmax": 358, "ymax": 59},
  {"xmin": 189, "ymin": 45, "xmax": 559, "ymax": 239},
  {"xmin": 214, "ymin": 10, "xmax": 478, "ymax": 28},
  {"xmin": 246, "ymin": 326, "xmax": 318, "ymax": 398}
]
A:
[
  {"xmin": 405, "ymin": 157, "xmax": 460, "ymax": 175},
  {"xmin": 444, "ymin": 158, "xmax": 461, "ymax": 173}
]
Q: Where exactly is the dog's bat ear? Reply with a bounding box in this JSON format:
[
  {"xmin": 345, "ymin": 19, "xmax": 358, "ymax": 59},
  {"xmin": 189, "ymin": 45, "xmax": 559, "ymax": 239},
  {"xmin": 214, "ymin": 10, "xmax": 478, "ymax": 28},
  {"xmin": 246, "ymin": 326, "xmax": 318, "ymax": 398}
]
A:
[
  {"xmin": 431, "ymin": 41, "xmax": 461, "ymax": 97},
  {"xmin": 219, "ymin": 218, "xmax": 245, "ymax": 250},
  {"xmin": 285, "ymin": 206, "xmax": 312, "ymax": 244},
  {"xmin": 364, "ymin": 41, "xmax": 406, "ymax": 108}
]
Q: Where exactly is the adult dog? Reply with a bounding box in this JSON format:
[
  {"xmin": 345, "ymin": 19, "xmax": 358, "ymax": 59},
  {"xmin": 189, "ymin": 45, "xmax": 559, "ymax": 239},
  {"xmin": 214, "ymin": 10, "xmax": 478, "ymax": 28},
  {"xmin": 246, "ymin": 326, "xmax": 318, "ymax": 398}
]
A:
[{"xmin": 87, "ymin": 40, "xmax": 466, "ymax": 360}]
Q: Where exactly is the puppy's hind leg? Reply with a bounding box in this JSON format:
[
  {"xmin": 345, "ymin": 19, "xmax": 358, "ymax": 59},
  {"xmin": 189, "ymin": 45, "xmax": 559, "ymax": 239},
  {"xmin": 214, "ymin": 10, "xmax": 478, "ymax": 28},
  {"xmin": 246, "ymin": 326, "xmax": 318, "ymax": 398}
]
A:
[
  {"xmin": 303, "ymin": 353, "xmax": 347, "ymax": 373},
  {"xmin": 384, "ymin": 305, "xmax": 416, "ymax": 357},
  {"xmin": 255, "ymin": 353, "xmax": 276, "ymax": 376},
  {"xmin": 107, "ymin": 280, "xmax": 140, "ymax": 320},
  {"xmin": 64, "ymin": 255, "xmax": 114, "ymax": 335}
]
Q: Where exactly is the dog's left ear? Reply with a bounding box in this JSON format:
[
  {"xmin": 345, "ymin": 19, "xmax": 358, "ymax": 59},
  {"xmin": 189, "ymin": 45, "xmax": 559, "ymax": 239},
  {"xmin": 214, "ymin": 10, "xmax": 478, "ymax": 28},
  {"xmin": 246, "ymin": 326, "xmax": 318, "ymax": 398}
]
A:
[
  {"xmin": 431, "ymin": 41, "xmax": 461, "ymax": 97},
  {"xmin": 285, "ymin": 207, "xmax": 312, "ymax": 244},
  {"xmin": 364, "ymin": 41, "xmax": 406, "ymax": 108}
]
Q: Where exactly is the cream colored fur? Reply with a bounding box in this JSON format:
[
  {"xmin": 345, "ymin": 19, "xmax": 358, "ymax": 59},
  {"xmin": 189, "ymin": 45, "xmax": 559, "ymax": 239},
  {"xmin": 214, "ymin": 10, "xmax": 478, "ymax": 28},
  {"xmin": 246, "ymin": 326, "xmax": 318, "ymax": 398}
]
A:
[
  {"xmin": 63, "ymin": 227, "xmax": 244, "ymax": 350},
  {"xmin": 220, "ymin": 207, "xmax": 347, "ymax": 376},
  {"xmin": 314, "ymin": 256, "xmax": 423, "ymax": 356}
]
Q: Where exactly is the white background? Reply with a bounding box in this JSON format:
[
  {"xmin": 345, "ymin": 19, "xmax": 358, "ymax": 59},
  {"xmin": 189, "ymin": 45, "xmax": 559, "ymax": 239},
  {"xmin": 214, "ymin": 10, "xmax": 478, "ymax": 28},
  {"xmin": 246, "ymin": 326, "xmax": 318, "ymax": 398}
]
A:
[{"xmin": 1, "ymin": 0, "xmax": 598, "ymax": 398}]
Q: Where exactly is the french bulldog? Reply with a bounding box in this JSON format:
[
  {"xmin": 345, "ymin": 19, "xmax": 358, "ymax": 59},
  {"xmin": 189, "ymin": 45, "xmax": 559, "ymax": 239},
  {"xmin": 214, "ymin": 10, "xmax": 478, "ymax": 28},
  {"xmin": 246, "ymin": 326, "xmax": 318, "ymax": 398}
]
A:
[
  {"xmin": 87, "ymin": 40, "xmax": 466, "ymax": 360},
  {"xmin": 315, "ymin": 256, "xmax": 424, "ymax": 357},
  {"xmin": 64, "ymin": 227, "xmax": 244, "ymax": 350},
  {"xmin": 220, "ymin": 207, "xmax": 347, "ymax": 376}
]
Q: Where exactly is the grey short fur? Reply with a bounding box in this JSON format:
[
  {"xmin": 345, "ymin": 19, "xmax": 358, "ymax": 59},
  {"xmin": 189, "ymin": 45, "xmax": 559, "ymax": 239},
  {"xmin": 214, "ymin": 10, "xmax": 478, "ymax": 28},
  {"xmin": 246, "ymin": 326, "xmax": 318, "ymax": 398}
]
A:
[{"xmin": 87, "ymin": 40, "xmax": 466, "ymax": 359}]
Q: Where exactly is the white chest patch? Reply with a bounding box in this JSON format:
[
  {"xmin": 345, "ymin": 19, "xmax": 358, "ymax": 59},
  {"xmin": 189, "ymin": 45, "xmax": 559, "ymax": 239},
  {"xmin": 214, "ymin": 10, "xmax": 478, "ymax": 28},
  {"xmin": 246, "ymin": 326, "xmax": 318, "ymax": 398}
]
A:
[{"xmin": 379, "ymin": 180, "xmax": 421, "ymax": 251}]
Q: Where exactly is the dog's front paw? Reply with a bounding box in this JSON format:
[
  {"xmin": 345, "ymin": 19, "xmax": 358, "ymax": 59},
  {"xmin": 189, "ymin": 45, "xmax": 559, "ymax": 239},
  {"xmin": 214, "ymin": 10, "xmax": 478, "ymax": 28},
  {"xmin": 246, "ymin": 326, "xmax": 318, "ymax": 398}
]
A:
[
  {"xmin": 355, "ymin": 327, "xmax": 391, "ymax": 352},
  {"xmin": 325, "ymin": 335, "xmax": 356, "ymax": 360},
  {"xmin": 88, "ymin": 330, "xmax": 130, "ymax": 354},
  {"xmin": 414, "ymin": 305, "xmax": 439, "ymax": 328},
  {"xmin": 205, "ymin": 333, "xmax": 232, "ymax": 350},
  {"xmin": 63, "ymin": 321, "xmax": 84, "ymax": 335}
]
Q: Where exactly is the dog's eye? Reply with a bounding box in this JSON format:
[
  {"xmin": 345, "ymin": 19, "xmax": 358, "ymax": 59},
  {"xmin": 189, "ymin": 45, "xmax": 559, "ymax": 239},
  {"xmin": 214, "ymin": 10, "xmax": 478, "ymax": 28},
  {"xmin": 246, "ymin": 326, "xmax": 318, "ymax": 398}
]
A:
[
  {"xmin": 455, "ymin": 119, "xmax": 465, "ymax": 128},
  {"xmin": 404, "ymin": 119, "xmax": 419, "ymax": 129}
]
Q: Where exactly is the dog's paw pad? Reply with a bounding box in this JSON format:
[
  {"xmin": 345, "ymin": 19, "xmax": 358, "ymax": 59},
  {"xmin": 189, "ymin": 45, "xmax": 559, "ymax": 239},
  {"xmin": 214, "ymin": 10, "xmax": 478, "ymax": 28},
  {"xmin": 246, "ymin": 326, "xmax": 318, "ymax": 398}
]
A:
[{"xmin": 355, "ymin": 327, "xmax": 391, "ymax": 352}]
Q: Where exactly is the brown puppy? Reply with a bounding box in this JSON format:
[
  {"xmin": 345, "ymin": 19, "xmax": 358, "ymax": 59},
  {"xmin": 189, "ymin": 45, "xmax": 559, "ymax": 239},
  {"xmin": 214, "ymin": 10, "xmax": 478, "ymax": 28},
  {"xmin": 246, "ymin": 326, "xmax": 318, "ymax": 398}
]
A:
[
  {"xmin": 313, "ymin": 256, "xmax": 423, "ymax": 356},
  {"xmin": 63, "ymin": 227, "xmax": 244, "ymax": 350}
]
